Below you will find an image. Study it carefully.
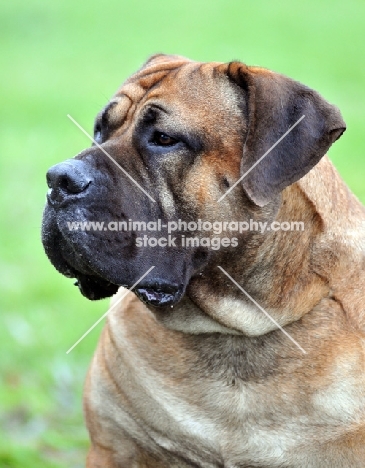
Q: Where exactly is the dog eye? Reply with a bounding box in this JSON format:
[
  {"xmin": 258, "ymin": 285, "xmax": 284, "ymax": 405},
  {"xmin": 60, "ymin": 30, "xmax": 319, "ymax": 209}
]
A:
[{"xmin": 152, "ymin": 131, "xmax": 178, "ymax": 146}]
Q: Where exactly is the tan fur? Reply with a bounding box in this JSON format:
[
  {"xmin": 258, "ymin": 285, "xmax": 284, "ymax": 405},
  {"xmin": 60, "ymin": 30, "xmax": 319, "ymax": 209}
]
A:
[{"xmin": 82, "ymin": 57, "xmax": 365, "ymax": 467}]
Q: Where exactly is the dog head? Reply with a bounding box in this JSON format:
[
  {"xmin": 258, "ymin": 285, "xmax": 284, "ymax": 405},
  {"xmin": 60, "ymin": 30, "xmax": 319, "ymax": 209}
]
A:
[{"xmin": 42, "ymin": 54, "xmax": 345, "ymax": 311}]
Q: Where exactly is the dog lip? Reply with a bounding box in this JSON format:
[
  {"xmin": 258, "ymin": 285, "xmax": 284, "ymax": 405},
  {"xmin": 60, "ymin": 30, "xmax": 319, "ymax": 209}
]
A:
[
  {"xmin": 75, "ymin": 272, "xmax": 119, "ymax": 300},
  {"xmin": 134, "ymin": 284, "xmax": 183, "ymax": 307}
]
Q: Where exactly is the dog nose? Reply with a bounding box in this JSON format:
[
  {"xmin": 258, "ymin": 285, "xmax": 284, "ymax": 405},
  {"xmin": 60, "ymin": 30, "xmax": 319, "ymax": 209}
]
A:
[{"xmin": 46, "ymin": 159, "xmax": 92, "ymax": 204}]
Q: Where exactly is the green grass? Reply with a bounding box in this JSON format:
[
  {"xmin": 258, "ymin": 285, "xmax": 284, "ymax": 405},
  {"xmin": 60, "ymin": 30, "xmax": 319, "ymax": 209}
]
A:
[{"xmin": 1, "ymin": 0, "xmax": 364, "ymax": 466}]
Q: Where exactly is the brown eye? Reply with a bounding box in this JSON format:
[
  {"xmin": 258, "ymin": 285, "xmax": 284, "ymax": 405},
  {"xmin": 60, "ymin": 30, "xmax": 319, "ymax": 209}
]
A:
[{"xmin": 153, "ymin": 131, "xmax": 177, "ymax": 146}]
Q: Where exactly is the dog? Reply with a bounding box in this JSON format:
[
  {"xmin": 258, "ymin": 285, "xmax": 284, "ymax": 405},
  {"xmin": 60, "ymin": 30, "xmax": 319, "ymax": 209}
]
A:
[{"xmin": 42, "ymin": 54, "xmax": 365, "ymax": 467}]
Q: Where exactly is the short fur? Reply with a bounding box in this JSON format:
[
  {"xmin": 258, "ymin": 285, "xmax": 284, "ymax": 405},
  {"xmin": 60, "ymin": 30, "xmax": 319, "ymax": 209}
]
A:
[{"xmin": 42, "ymin": 54, "xmax": 365, "ymax": 467}]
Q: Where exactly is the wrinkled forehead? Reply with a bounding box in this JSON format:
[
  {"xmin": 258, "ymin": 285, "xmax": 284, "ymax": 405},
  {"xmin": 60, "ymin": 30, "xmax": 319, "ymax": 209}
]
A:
[
  {"xmin": 100, "ymin": 60, "xmax": 243, "ymax": 131},
  {"xmin": 120, "ymin": 56, "xmax": 193, "ymax": 100}
]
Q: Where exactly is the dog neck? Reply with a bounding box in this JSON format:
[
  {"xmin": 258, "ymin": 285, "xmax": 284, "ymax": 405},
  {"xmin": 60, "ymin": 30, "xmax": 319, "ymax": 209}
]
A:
[
  {"xmin": 298, "ymin": 155, "xmax": 365, "ymax": 330},
  {"xmin": 153, "ymin": 156, "xmax": 365, "ymax": 336}
]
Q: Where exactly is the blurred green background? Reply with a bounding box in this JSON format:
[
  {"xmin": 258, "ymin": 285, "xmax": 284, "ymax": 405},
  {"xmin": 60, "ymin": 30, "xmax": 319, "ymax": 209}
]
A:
[{"xmin": 0, "ymin": 0, "xmax": 364, "ymax": 466}]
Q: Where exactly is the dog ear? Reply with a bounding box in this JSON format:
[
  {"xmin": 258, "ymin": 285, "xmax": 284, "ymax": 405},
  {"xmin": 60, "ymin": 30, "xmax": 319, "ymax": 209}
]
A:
[{"xmin": 223, "ymin": 62, "xmax": 346, "ymax": 206}]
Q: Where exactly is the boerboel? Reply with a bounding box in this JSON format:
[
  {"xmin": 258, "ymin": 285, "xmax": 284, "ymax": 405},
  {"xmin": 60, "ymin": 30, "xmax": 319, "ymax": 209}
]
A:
[{"xmin": 42, "ymin": 55, "xmax": 365, "ymax": 467}]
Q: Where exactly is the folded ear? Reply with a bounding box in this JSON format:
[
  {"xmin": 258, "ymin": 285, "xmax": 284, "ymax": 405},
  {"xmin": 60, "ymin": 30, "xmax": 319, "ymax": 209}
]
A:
[{"xmin": 223, "ymin": 62, "xmax": 346, "ymax": 206}]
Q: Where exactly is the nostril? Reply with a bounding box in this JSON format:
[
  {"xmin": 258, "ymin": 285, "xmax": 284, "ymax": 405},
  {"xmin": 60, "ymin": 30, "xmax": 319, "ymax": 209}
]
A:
[
  {"xmin": 59, "ymin": 175, "xmax": 70, "ymax": 191},
  {"xmin": 59, "ymin": 174, "xmax": 91, "ymax": 194},
  {"xmin": 46, "ymin": 173, "xmax": 53, "ymax": 189}
]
